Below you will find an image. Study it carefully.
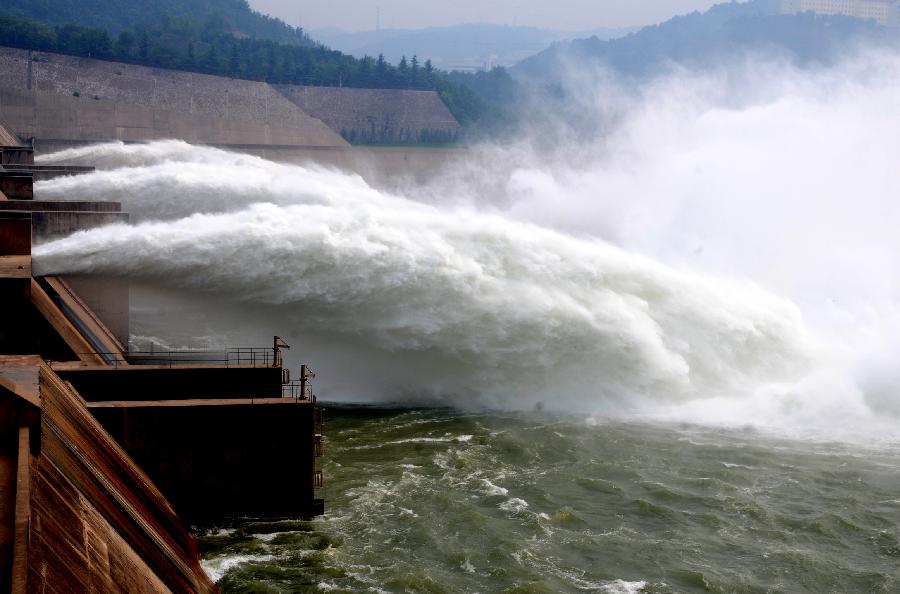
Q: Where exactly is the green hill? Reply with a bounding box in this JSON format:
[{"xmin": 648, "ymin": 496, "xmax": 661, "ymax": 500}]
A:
[
  {"xmin": 0, "ymin": 0, "xmax": 310, "ymax": 46},
  {"xmin": 0, "ymin": 1, "xmax": 536, "ymax": 140},
  {"xmin": 0, "ymin": 8, "xmax": 509, "ymax": 138}
]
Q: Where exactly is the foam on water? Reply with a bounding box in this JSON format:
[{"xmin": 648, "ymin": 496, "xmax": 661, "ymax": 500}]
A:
[{"xmin": 200, "ymin": 554, "xmax": 275, "ymax": 583}]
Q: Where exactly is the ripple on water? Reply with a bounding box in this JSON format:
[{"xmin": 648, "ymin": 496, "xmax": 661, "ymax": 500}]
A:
[{"xmin": 201, "ymin": 411, "xmax": 900, "ymax": 593}]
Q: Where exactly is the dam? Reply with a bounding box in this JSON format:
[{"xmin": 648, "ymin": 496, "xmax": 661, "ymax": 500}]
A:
[
  {"xmin": 0, "ymin": 125, "xmax": 324, "ymax": 592},
  {"xmin": 0, "ymin": 45, "xmax": 465, "ymax": 185}
]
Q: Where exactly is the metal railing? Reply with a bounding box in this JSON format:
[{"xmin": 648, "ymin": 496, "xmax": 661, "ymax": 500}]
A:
[
  {"xmin": 123, "ymin": 347, "xmax": 277, "ymax": 368},
  {"xmin": 282, "ymin": 380, "xmax": 311, "ymax": 400},
  {"xmin": 75, "ymin": 340, "xmax": 320, "ymax": 404},
  {"xmin": 74, "ymin": 349, "xmax": 277, "ymax": 367}
]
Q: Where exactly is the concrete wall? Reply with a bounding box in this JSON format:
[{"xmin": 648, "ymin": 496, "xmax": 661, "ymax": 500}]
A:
[
  {"xmin": 0, "ymin": 46, "xmax": 463, "ymax": 149},
  {"xmin": 0, "ymin": 358, "xmax": 215, "ymax": 593},
  {"xmin": 0, "ymin": 207, "xmax": 131, "ymax": 349},
  {"xmin": 0, "ymin": 46, "xmax": 348, "ymax": 147},
  {"xmin": 89, "ymin": 399, "xmax": 320, "ymax": 523},
  {"xmin": 276, "ymin": 84, "xmax": 462, "ymax": 144},
  {"xmin": 0, "ymin": 174, "xmax": 32, "ymax": 200},
  {"xmin": 0, "ymin": 200, "xmax": 120, "ymax": 212},
  {"xmin": 60, "ymin": 366, "xmax": 284, "ymax": 402},
  {"xmin": 240, "ymin": 144, "xmax": 469, "ymax": 185}
]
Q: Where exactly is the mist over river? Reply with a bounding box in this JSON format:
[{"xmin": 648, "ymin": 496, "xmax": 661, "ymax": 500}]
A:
[{"xmin": 29, "ymin": 52, "xmax": 900, "ymax": 591}]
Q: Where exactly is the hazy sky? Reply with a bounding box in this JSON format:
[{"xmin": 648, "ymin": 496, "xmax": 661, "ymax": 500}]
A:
[{"xmin": 247, "ymin": 0, "xmax": 724, "ymax": 32}]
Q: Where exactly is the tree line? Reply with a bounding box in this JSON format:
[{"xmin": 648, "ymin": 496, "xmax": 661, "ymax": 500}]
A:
[{"xmin": 0, "ymin": 14, "xmax": 504, "ymax": 135}]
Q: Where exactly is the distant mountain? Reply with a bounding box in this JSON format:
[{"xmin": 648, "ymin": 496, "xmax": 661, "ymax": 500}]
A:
[
  {"xmin": 310, "ymin": 24, "xmax": 637, "ymax": 71},
  {"xmin": 0, "ymin": 0, "xmax": 311, "ymax": 46},
  {"xmin": 513, "ymin": 0, "xmax": 898, "ymax": 81}
]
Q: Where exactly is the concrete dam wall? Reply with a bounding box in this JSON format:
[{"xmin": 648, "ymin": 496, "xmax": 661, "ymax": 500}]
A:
[
  {"xmin": 0, "ymin": 46, "xmax": 461, "ymax": 149},
  {"xmin": 276, "ymin": 85, "xmax": 462, "ymax": 144},
  {"xmin": 0, "ymin": 46, "xmax": 346, "ymax": 147}
]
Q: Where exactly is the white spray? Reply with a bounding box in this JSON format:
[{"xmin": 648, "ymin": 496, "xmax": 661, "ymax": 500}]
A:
[{"xmin": 32, "ymin": 52, "xmax": 900, "ymax": 438}]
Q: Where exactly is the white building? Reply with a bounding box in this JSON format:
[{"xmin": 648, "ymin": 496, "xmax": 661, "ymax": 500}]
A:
[{"xmin": 781, "ymin": 0, "xmax": 900, "ymax": 27}]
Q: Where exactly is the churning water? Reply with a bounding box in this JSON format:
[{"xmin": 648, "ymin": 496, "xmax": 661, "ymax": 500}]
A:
[
  {"xmin": 30, "ymin": 54, "xmax": 900, "ymax": 591},
  {"xmin": 196, "ymin": 409, "xmax": 900, "ymax": 593}
]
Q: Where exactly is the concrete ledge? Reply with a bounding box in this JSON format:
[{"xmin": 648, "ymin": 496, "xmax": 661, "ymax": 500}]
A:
[
  {"xmin": 0, "ymin": 255, "xmax": 31, "ymax": 278},
  {"xmin": 0, "ymin": 200, "xmax": 121, "ymax": 212},
  {"xmin": 87, "ymin": 398, "xmax": 311, "ymax": 408}
]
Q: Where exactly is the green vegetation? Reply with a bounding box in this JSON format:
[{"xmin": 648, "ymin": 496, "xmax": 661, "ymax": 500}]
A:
[
  {"xmin": 0, "ymin": 10, "xmax": 518, "ymax": 139},
  {"xmin": 0, "ymin": 0, "xmax": 311, "ymax": 46}
]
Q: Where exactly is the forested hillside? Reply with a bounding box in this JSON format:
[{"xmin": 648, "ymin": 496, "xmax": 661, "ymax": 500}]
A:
[
  {"xmin": 513, "ymin": 0, "xmax": 899, "ymax": 81},
  {"xmin": 0, "ymin": 0, "xmax": 310, "ymax": 46},
  {"xmin": 0, "ymin": 11, "xmax": 505, "ymax": 135}
]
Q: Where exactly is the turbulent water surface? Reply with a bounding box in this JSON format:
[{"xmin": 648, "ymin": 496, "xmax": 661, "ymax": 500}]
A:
[{"xmin": 200, "ymin": 408, "xmax": 900, "ymax": 593}]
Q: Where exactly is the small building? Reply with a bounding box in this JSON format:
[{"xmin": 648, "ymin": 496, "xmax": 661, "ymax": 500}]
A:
[{"xmin": 781, "ymin": 0, "xmax": 900, "ymax": 27}]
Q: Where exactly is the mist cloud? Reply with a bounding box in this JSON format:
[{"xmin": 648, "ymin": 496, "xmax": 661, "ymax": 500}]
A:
[{"xmin": 33, "ymin": 47, "xmax": 900, "ymax": 440}]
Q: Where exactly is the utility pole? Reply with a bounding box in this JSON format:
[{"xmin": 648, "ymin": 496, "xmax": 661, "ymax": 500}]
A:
[{"xmin": 376, "ymin": 6, "xmax": 381, "ymax": 31}]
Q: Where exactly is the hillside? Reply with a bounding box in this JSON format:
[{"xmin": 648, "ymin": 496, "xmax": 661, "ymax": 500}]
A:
[
  {"xmin": 0, "ymin": 12, "xmax": 496, "ymax": 137},
  {"xmin": 513, "ymin": 0, "xmax": 899, "ymax": 81},
  {"xmin": 311, "ymin": 24, "xmax": 636, "ymax": 71},
  {"xmin": 0, "ymin": 0, "xmax": 311, "ymax": 46}
]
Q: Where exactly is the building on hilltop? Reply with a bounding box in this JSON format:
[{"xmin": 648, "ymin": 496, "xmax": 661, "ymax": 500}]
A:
[{"xmin": 781, "ymin": 0, "xmax": 900, "ymax": 27}]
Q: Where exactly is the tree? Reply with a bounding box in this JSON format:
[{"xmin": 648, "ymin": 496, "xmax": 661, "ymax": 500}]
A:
[
  {"xmin": 397, "ymin": 55, "xmax": 409, "ymax": 88},
  {"xmin": 0, "ymin": 16, "xmax": 56, "ymax": 51},
  {"xmin": 375, "ymin": 52, "xmax": 387, "ymax": 84},
  {"xmin": 357, "ymin": 55, "xmax": 374, "ymax": 87},
  {"xmin": 137, "ymin": 28, "xmax": 149, "ymax": 60},
  {"xmin": 115, "ymin": 30, "xmax": 136, "ymax": 58},
  {"xmin": 185, "ymin": 41, "xmax": 196, "ymax": 68},
  {"xmin": 202, "ymin": 43, "xmax": 221, "ymax": 74},
  {"xmin": 228, "ymin": 44, "xmax": 240, "ymax": 77},
  {"xmin": 56, "ymin": 25, "xmax": 111, "ymax": 58},
  {"xmin": 410, "ymin": 54, "xmax": 420, "ymax": 88}
]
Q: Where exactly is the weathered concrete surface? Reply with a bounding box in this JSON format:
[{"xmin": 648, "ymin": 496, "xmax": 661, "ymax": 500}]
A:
[
  {"xmin": 58, "ymin": 365, "xmax": 284, "ymax": 402},
  {"xmin": 0, "ymin": 256, "xmax": 30, "ymax": 278},
  {"xmin": 0, "ymin": 200, "xmax": 120, "ymax": 212},
  {"xmin": 275, "ymin": 84, "xmax": 461, "ymax": 144},
  {"xmin": 0, "ymin": 121, "xmax": 22, "ymax": 146},
  {"xmin": 0, "ymin": 213, "xmax": 31, "ymax": 256},
  {"xmin": 0, "ymin": 147, "xmax": 33, "ymax": 166},
  {"xmin": 0, "ymin": 174, "xmax": 33, "ymax": 200},
  {"xmin": 0, "ymin": 46, "xmax": 348, "ymax": 148},
  {"xmin": 87, "ymin": 396, "xmax": 321, "ymax": 523},
  {"xmin": 0, "ymin": 356, "xmax": 216, "ymax": 593},
  {"xmin": 0, "ymin": 46, "xmax": 462, "ymax": 151},
  {"xmin": 1, "ymin": 203, "xmax": 131, "ymax": 349}
]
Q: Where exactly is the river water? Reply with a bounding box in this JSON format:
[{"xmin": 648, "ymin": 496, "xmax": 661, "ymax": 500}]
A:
[{"xmin": 199, "ymin": 408, "xmax": 900, "ymax": 593}]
